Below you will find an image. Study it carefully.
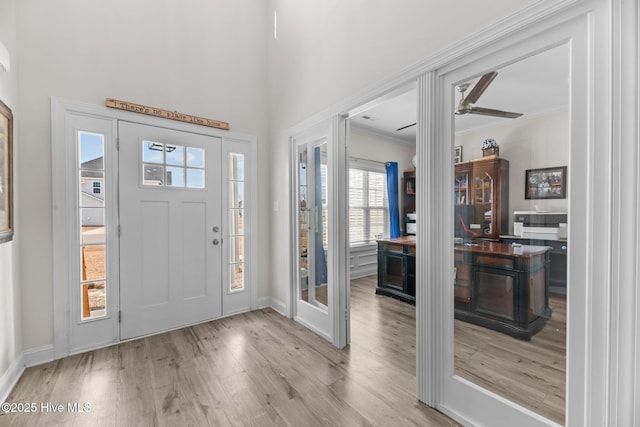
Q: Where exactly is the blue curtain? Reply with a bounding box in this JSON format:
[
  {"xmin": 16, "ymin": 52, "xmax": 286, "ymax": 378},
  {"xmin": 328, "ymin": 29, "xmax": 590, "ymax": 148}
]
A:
[
  {"xmin": 314, "ymin": 147, "xmax": 328, "ymax": 285},
  {"xmin": 386, "ymin": 162, "xmax": 401, "ymax": 238}
]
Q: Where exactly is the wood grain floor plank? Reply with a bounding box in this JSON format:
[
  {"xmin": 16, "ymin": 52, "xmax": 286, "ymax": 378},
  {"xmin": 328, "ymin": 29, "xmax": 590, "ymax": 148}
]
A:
[{"xmin": 0, "ymin": 274, "xmax": 567, "ymax": 426}]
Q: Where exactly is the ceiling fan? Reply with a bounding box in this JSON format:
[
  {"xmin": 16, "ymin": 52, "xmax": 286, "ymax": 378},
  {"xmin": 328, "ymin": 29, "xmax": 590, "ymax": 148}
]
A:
[{"xmin": 455, "ymin": 71, "xmax": 523, "ymax": 119}]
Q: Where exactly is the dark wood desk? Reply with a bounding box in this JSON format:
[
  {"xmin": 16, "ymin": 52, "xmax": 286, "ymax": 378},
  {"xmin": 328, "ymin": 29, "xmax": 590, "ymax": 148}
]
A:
[
  {"xmin": 376, "ymin": 236, "xmax": 416, "ymax": 304},
  {"xmin": 455, "ymin": 241, "xmax": 552, "ymax": 340},
  {"xmin": 500, "ymin": 235, "xmax": 567, "ymax": 295},
  {"xmin": 376, "ymin": 238, "xmax": 552, "ymax": 340}
]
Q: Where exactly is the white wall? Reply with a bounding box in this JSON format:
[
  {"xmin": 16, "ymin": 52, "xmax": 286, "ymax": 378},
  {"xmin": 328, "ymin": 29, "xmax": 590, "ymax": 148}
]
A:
[
  {"xmin": 16, "ymin": 0, "xmax": 269, "ymax": 351},
  {"xmin": 349, "ymin": 127, "xmax": 415, "ymax": 188},
  {"xmin": 0, "ymin": 0, "xmax": 22, "ymax": 393},
  {"xmin": 455, "ymin": 110, "xmax": 570, "ymax": 234},
  {"xmin": 267, "ymin": 0, "xmax": 537, "ymax": 305}
]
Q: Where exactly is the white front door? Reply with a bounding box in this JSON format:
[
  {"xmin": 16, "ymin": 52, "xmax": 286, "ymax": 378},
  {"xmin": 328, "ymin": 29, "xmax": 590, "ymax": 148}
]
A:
[{"xmin": 119, "ymin": 121, "xmax": 222, "ymax": 340}]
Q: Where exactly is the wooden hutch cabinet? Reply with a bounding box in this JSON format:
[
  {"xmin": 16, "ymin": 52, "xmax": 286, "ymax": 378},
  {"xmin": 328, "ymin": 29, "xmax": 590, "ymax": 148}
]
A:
[
  {"xmin": 402, "ymin": 169, "xmax": 416, "ymax": 235},
  {"xmin": 454, "ymin": 157, "xmax": 509, "ymax": 240}
]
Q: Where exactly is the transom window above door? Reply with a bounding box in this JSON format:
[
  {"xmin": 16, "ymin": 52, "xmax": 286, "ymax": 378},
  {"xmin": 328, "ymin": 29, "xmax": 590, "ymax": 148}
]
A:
[{"xmin": 141, "ymin": 140, "xmax": 205, "ymax": 189}]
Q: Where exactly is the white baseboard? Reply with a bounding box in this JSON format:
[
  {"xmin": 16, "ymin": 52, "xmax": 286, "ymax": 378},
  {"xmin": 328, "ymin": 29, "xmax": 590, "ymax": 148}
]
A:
[
  {"xmin": 23, "ymin": 345, "xmax": 55, "ymax": 368},
  {"xmin": 0, "ymin": 354, "xmax": 25, "ymax": 404},
  {"xmin": 293, "ymin": 315, "xmax": 331, "ymax": 342},
  {"xmin": 350, "ymin": 268, "xmax": 377, "ymax": 280},
  {"xmin": 258, "ymin": 296, "xmax": 287, "ymax": 316}
]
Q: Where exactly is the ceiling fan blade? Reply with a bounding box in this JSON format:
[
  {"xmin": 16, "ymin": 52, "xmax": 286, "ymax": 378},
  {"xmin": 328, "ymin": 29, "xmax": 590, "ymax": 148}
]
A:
[
  {"xmin": 464, "ymin": 71, "xmax": 498, "ymax": 104},
  {"xmin": 396, "ymin": 122, "xmax": 416, "ymax": 131},
  {"xmin": 468, "ymin": 106, "xmax": 523, "ymax": 118}
]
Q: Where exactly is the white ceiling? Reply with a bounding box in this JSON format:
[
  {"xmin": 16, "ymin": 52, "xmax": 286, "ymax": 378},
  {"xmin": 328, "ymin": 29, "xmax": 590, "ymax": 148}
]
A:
[{"xmin": 349, "ymin": 44, "xmax": 569, "ymax": 143}]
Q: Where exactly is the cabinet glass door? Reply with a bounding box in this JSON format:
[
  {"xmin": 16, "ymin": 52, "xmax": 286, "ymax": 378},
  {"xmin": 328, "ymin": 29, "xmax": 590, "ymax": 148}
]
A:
[
  {"xmin": 473, "ymin": 171, "xmax": 494, "ymax": 236},
  {"xmin": 454, "ymin": 173, "xmax": 469, "ymax": 205}
]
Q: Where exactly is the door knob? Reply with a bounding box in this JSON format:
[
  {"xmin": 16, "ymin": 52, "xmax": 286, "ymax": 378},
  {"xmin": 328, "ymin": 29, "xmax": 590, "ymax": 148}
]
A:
[
  {"xmin": 212, "ymin": 239, "xmax": 220, "ymax": 245},
  {"xmin": 213, "ymin": 226, "xmax": 220, "ymax": 233}
]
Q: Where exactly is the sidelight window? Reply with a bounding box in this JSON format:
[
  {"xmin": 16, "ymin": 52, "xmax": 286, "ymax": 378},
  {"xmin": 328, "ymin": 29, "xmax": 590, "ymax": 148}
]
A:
[
  {"xmin": 228, "ymin": 153, "xmax": 245, "ymax": 292},
  {"xmin": 78, "ymin": 131, "xmax": 107, "ymax": 320}
]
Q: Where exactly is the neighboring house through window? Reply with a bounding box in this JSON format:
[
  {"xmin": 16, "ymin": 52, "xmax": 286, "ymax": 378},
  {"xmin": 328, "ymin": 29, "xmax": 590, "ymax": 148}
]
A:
[{"xmin": 93, "ymin": 181, "xmax": 101, "ymax": 194}]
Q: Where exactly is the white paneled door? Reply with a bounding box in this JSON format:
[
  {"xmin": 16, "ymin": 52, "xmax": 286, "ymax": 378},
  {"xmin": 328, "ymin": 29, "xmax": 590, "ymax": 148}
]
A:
[{"xmin": 119, "ymin": 122, "xmax": 223, "ymax": 340}]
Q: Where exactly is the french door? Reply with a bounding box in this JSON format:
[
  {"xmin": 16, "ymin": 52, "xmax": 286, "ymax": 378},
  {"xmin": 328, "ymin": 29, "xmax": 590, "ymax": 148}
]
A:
[
  {"xmin": 291, "ymin": 118, "xmax": 349, "ymax": 347},
  {"xmin": 293, "ymin": 127, "xmax": 332, "ymax": 340},
  {"xmin": 426, "ymin": 15, "xmax": 590, "ymax": 426}
]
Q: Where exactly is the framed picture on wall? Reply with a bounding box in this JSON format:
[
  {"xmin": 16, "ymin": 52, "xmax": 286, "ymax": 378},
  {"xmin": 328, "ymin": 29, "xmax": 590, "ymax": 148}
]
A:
[
  {"xmin": 0, "ymin": 99, "xmax": 13, "ymax": 243},
  {"xmin": 454, "ymin": 145, "xmax": 463, "ymax": 163},
  {"xmin": 525, "ymin": 166, "xmax": 567, "ymax": 200}
]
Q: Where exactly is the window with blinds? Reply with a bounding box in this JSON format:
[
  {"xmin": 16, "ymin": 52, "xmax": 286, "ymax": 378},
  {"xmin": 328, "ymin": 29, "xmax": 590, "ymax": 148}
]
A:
[{"xmin": 349, "ymin": 163, "xmax": 388, "ymax": 245}]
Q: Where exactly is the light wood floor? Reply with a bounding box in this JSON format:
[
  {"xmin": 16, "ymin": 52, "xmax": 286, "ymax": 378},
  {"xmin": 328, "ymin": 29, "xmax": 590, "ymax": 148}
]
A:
[
  {"xmin": 1, "ymin": 279, "xmax": 459, "ymax": 427},
  {"xmin": 352, "ymin": 275, "xmax": 566, "ymax": 424},
  {"xmin": 454, "ymin": 293, "xmax": 566, "ymax": 424},
  {"xmin": 2, "ymin": 276, "xmax": 565, "ymax": 426}
]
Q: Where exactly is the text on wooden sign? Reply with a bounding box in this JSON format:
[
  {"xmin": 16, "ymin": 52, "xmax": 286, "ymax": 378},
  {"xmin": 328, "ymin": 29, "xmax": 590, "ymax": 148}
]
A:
[{"xmin": 106, "ymin": 98, "xmax": 229, "ymax": 130}]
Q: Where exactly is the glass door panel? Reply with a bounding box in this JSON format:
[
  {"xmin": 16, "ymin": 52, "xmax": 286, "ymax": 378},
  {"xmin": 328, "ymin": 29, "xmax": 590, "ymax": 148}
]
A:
[
  {"xmin": 292, "ymin": 120, "xmax": 336, "ymax": 344},
  {"xmin": 297, "ymin": 141, "xmax": 329, "ymax": 308},
  {"xmin": 78, "ymin": 131, "xmax": 107, "ymax": 320},
  {"xmin": 449, "ymin": 43, "xmax": 570, "ymax": 425}
]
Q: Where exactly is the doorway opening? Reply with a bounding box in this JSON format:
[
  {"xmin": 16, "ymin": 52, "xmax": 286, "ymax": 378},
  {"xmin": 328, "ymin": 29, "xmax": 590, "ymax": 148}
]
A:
[{"xmin": 345, "ymin": 82, "xmax": 418, "ymax": 382}]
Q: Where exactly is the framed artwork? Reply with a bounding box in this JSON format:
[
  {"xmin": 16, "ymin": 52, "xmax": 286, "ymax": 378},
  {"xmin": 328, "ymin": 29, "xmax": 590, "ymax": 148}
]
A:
[
  {"xmin": 454, "ymin": 145, "xmax": 463, "ymax": 163},
  {"xmin": 525, "ymin": 166, "xmax": 567, "ymax": 200},
  {"xmin": 0, "ymin": 99, "xmax": 13, "ymax": 243}
]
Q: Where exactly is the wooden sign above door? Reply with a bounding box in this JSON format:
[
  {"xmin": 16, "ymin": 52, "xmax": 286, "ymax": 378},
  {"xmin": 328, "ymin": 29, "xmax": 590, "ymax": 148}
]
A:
[{"xmin": 106, "ymin": 98, "xmax": 230, "ymax": 130}]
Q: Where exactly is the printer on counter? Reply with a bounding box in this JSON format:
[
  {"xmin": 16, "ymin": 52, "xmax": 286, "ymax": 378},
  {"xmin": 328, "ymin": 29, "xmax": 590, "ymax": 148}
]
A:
[{"xmin": 513, "ymin": 211, "xmax": 567, "ymax": 240}]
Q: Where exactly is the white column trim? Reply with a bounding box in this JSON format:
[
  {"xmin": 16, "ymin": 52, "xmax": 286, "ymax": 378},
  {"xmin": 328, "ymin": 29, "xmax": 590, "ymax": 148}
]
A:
[
  {"xmin": 332, "ymin": 115, "xmax": 349, "ymax": 348},
  {"xmin": 608, "ymin": 0, "xmax": 640, "ymax": 426},
  {"xmin": 416, "ymin": 71, "xmax": 443, "ymax": 405}
]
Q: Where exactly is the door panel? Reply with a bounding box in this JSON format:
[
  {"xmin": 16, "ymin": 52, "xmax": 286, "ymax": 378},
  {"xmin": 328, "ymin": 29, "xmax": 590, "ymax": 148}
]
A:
[
  {"xmin": 65, "ymin": 114, "xmax": 119, "ymax": 354},
  {"xmin": 431, "ymin": 21, "xmax": 586, "ymax": 425},
  {"xmin": 119, "ymin": 121, "xmax": 222, "ymax": 340},
  {"xmin": 182, "ymin": 202, "xmax": 208, "ymax": 299},
  {"xmin": 140, "ymin": 201, "xmax": 170, "ymax": 306},
  {"xmin": 293, "ymin": 125, "xmax": 333, "ymax": 342}
]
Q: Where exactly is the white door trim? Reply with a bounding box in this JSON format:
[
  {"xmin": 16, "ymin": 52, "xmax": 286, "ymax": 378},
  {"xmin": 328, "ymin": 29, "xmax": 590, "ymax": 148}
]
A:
[{"xmin": 52, "ymin": 97, "xmax": 257, "ymax": 359}]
